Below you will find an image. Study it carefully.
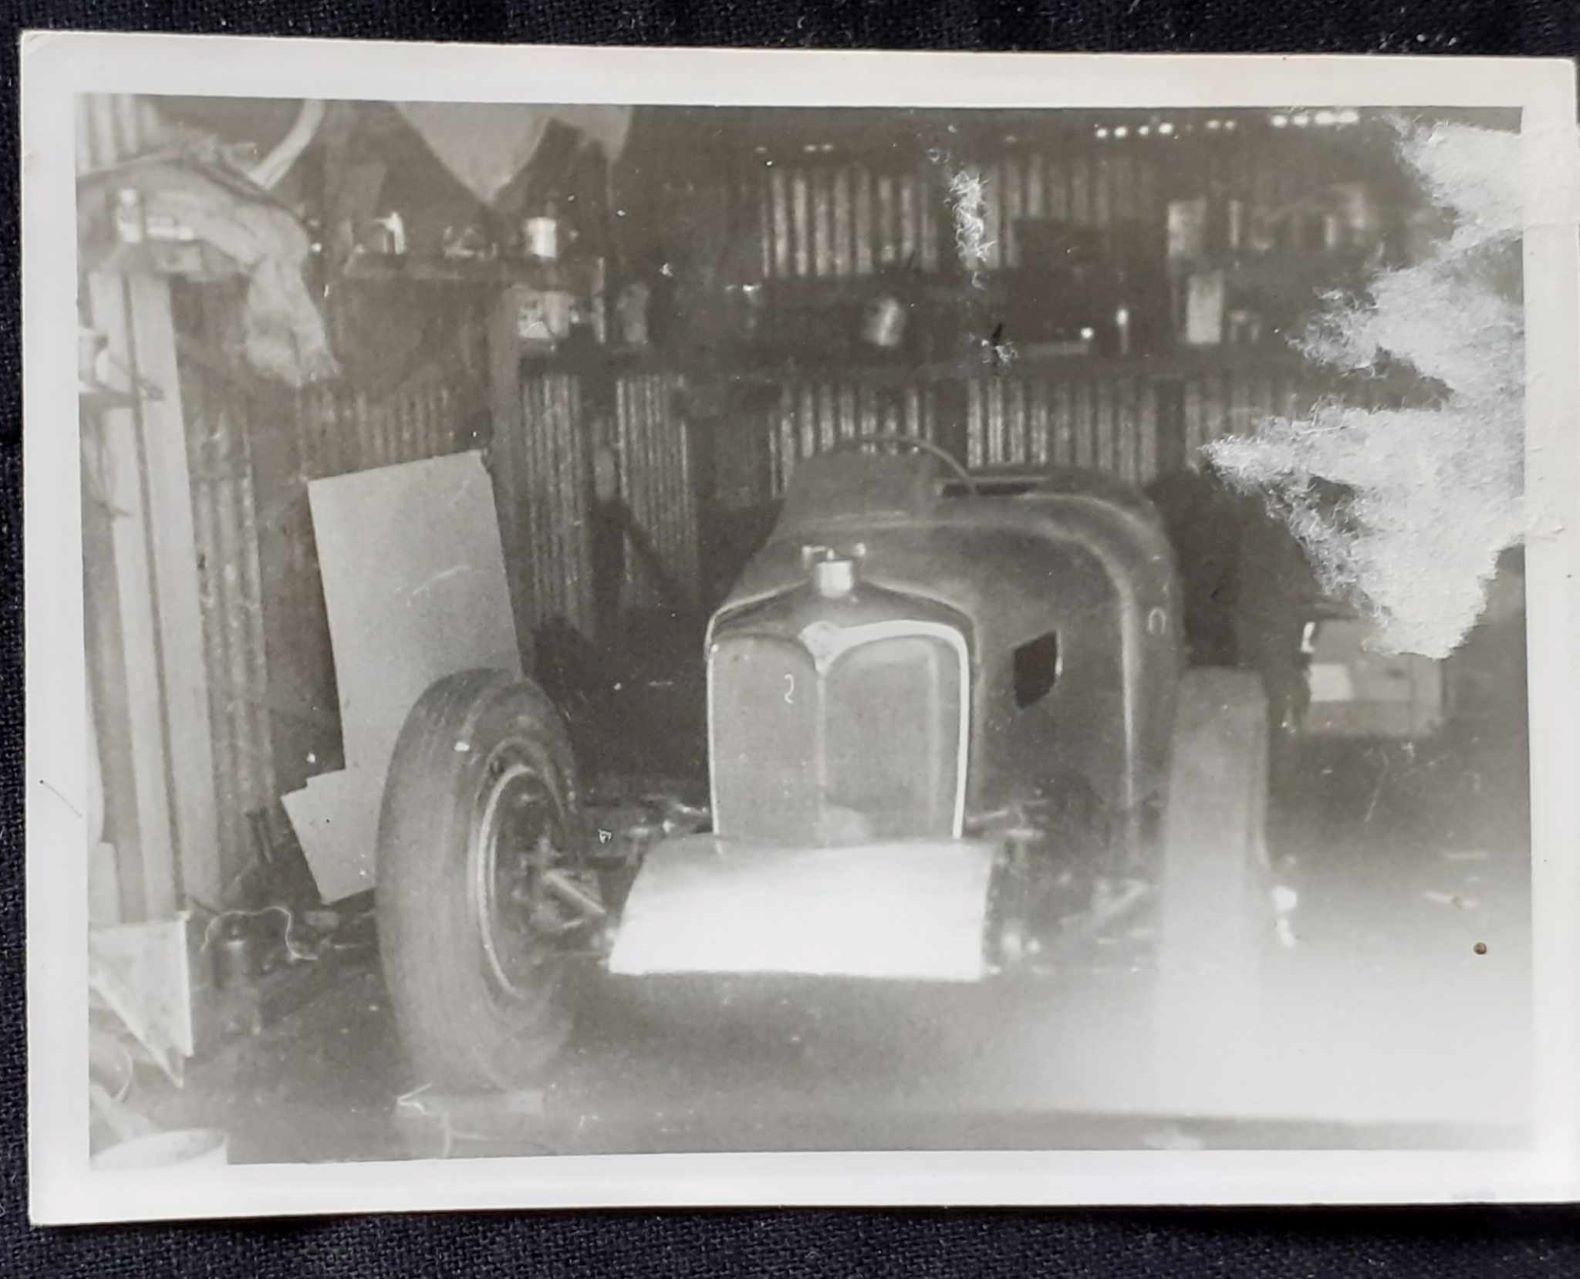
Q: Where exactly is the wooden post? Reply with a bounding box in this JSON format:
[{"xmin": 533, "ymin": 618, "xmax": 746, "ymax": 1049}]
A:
[
  {"xmin": 83, "ymin": 444, "xmax": 137, "ymax": 922},
  {"xmin": 127, "ymin": 273, "xmax": 222, "ymax": 908},
  {"xmin": 935, "ymin": 375, "xmax": 970, "ymax": 470},
  {"xmin": 1155, "ymin": 377, "xmax": 1188, "ymax": 475},
  {"xmin": 86, "ymin": 269, "xmax": 222, "ymax": 917}
]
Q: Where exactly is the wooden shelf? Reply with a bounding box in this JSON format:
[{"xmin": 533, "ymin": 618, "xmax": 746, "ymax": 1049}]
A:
[
  {"xmin": 709, "ymin": 344, "xmax": 1326, "ymax": 388},
  {"xmin": 339, "ymin": 253, "xmax": 594, "ymax": 290},
  {"xmin": 514, "ymin": 338, "xmax": 1419, "ymax": 402}
]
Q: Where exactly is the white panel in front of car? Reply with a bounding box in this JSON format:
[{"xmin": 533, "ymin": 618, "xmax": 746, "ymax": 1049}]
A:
[{"xmin": 607, "ymin": 835, "xmax": 996, "ymax": 982}]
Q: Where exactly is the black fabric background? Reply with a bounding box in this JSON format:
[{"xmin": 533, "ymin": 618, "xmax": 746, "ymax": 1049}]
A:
[{"xmin": 3, "ymin": 3, "xmax": 1577, "ymax": 1273}]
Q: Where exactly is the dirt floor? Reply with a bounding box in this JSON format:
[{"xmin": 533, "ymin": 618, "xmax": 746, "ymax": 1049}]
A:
[{"xmin": 143, "ymin": 704, "xmax": 1533, "ymax": 1165}]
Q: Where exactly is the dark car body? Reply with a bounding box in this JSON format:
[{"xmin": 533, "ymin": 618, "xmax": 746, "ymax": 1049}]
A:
[
  {"xmin": 379, "ymin": 441, "xmax": 1272, "ymax": 1086},
  {"xmin": 705, "ymin": 450, "xmax": 1183, "ymax": 862}
]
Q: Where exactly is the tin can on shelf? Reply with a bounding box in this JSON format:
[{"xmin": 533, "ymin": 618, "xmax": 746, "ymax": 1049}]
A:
[
  {"xmin": 862, "ymin": 295, "xmax": 907, "ymax": 350},
  {"xmin": 523, "ymin": 216, "xmax": 560, "ymax": 262}
]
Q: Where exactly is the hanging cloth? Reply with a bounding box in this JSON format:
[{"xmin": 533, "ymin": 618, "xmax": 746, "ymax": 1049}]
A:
[{"xmin": 393, "ymin": 102, "xmax": 632, "ymax": 207}]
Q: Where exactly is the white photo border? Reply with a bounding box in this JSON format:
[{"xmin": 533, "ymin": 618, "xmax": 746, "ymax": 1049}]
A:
[{"xmin": 22, "ymin": 31, "xmax": 1580, "ymax": 1223}]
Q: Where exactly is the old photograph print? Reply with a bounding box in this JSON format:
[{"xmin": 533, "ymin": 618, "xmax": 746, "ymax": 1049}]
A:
[{"xmin": 75, "ymin": 90, "xmax": 1533, "ymax": 1171}]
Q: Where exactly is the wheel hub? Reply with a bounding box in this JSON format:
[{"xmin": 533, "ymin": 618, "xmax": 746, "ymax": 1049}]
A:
[{"xmin": 471, "ymin": 749, "xmax": 599, "ymax": 996}]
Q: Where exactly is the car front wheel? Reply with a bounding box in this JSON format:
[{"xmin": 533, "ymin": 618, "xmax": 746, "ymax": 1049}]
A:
[{"xmin": 376, "ymin": 669, "xmax": 599, "ymax": 1091}]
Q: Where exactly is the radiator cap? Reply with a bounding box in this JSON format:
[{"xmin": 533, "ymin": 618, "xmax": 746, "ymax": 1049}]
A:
[{"xmin": 810, "ymin": 553, "xmax": 856, "ymax": 599}]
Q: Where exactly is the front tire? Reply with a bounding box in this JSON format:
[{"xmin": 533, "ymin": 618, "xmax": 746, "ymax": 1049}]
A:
[{"xmin": 377, "ymin": 669, "xmax": 591, "ymax": 1091}]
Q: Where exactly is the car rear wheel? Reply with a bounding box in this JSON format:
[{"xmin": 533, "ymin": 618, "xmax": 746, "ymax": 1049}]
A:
[
  {"xmin": 1154, "ymin": 667, "xmax": 1272, "ymax": 1104},
  {"xmin": 377, "ymin": 669, "xmax": 599, "ymax": 1091}
]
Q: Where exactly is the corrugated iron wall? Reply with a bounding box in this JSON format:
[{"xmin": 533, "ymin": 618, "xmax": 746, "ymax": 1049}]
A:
[
  {"xmin": 517, "ymin": 370, "xmax": 596, "ymax": 637},
  {"xmin": 292, "ymin": 361, "xmax": 483, "ymax": 475},
  {"xmin": 731, "ymin": 119, "xmax": 1397, "ymax": 502},
  {"xmin": 615, "ymin": 372, "xmax": 699, "ymax": 610},
  {"xmin": 151, "ymin": 105, "xmax": 1399, "ymax": 895},
  {"xmin": 767, "ymin": 378, "xmax": 940, "ymax": 494},
  {"xmin": 747, "ymin": 141, "xmax": 1170, "ymax": 281},
  {"xmin": 965, "ymin": 373, "xmax": 1155, "ymax": 478},
  {"xmin": 762, "ymin": 363, "xmax": 1390, "ymax": 498},
  {"xmin": 744, "ymin": 127, "xmax": 1347, "ymax": 282},
  {"xmin": 172, "ymin": 281, "xmax": 490, "ymax": 888},
  {"xmin": 748, "ymin": 149, "xmax": 1154, "ymax": 279},
  {"xmin": 757, "ymin": 160, "xmax": 944, "ymax": 279},
  {"xmin": 173, "ymin": 303, "xmax": 277, "ymax": 900},
  {"xmin": 958, "ymin": 147, "xmax": 1160, "ymax": 272}
]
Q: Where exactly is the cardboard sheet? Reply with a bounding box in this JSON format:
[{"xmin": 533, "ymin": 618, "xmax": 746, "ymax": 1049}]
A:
[
  {"xmin": 283, "ymin": 451, "xmax": 521, "ymax": 901},
  {"xmin": 280, "ymin": 769, "xmax": 384, "ymax": 902},
  {"xmin": 608, "ymin": 836, "xmax": 997, "ymax": 982}
]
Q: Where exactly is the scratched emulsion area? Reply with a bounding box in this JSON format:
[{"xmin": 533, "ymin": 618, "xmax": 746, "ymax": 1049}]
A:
[
  {"xmin": 1207, "ymin": 121, "xmax": 1524, "ymax": 659},
  {"xmin": 945, "ymin": 166, "xmax": 1012, "ymax": 370},
  {"xmin": 947, "ymin": 168, "xmax": 991, "ymax": 281}
]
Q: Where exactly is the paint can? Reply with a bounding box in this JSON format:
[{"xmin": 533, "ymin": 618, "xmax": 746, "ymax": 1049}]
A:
[
  {"xmin": 370, "ymin": 211, "xmax": 407, "ymax": 256},
  {"xmin": 542, "ymin": 290, "xmax": 574, "ymax": 340},
  {"xmin": 212, "ymin": 916, "xmax": 257, "ymax": 990},
  {"xmin": 616, "ymin": 282, "xmax": 651, "ymax": 348},
  {"xmin": 862, "ymin": 295, "xmax": 907, "ymax": 349},
  {"xmin": 523, "ymin": 216, "xmax": 560, "ymax": 261},
  {"xmin": 517, "ymin": 289, "xmax": 576, "ymax": 344}
]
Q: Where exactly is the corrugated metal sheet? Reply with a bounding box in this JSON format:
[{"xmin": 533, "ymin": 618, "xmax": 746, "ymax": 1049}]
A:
[
  {"xmin": 762, "ymin": 364, "xmax": 1368, "ymax": 503},
  {"xmin": 616, "ymin": 373, "xmax": 700, "ymax": 610},
  {"xmin": 965, "ymin": 374, "xmax": 1155, "ymax": 483},
  {"xmin": 754, "ymin": 160, "xmax": 942, "ymax": 280},
  {"xmin": 767, "ymin": 378, "xmax": 938, "ymax": 494},
  {"xmin": 174, "ymin": 303, "xmax": 276, "ymax": 898},
  {"xmin": 745, "ymin": 138, "xmax": 1189, "ymax": 282},
  {"xmin": 518, "ymin": 371, "xmax": 595, "ymax": 637},
  {"xmin": 172, "ymin": 281, "xmax": 490, "ymax": 890},
  {"xmin": 294, "ymin": 363, "xmax": 478, "ymax": 479}
]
